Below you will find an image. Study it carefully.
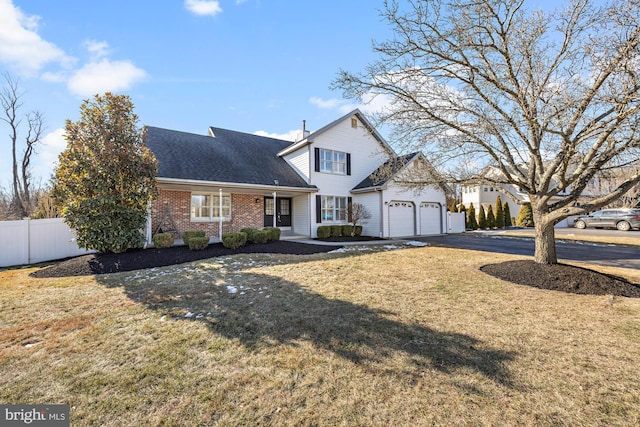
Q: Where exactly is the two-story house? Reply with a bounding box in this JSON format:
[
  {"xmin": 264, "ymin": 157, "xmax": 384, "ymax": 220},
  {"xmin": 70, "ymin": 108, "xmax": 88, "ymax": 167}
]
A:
[{"xmin": 145, "ymin": 109, "xmax": 447, "ymax": 240}]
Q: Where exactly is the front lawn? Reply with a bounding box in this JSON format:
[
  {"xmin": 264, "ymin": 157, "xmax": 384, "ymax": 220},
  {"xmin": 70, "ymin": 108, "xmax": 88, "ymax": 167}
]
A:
[{"xmin": 2, "ymin": 246, "xmax": 640, "ymax": 425}]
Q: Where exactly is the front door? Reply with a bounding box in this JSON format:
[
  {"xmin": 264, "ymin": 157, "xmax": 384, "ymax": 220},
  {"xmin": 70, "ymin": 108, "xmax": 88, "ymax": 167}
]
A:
[{"xmin": 264, "ymin": 197, "xmax": 292, "ymax": 227}]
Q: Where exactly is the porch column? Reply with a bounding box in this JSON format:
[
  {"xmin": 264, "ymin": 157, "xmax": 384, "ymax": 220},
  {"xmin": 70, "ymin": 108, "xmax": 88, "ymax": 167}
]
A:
[
  {"xmin": 219, "ymin": 188, "xmax": 223, "ymax": 239},
  {"xmin": 272, "ymin": 191, "xmax": 277, "ymax": 227}
]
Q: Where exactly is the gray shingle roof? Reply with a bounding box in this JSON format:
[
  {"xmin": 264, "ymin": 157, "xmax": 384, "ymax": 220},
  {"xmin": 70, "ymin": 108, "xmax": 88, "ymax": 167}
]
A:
[
  {"xmin": 352, "ymin": 152, "xmax": 420, "ymax": 190},
  {"xmin": 145, "ymin": 126, "xmax": 316, "ymax": 189}
]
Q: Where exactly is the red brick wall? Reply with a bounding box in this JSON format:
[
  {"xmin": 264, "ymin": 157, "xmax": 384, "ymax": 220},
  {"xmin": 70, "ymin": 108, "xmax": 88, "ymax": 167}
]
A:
[{"xmin": 152, "ymin": 189, "xmax": 265, "ymax": 239}]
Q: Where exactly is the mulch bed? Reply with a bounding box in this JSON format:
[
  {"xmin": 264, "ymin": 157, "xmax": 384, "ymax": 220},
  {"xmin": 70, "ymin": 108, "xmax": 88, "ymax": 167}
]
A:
[
  {"xmin": 30, "ymin": 239, "xmax": 640, "ymax": 298},
  {"xmin": 481, "ymin": 260, "xmax": 640, "ymax": 298},
  {"xmin": 31, "ymin": 241, "xmax": 341, "ymax": 278}
]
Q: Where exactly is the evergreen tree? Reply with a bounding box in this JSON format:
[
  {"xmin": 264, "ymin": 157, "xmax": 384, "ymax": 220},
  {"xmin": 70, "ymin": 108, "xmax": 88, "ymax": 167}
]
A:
[
  {"xmin": 503, "ymin": 202, "xmax": 512, "ymax": 227},
  {"xmin": 478, "ymin": 205, "xmax": 488, "ymax": 229},
  {"xmin": 467, "ymin": 203, "xmax": 478, "ymax": 229},
  {"xmin": 54, "ymin": 93, "xmax": 158, "ymax": 253},
  {"xmin": 495, "ymin": 195, "xmax": 504, "ymax": 228},
  {"xmin": 486, "ymin": 204, "xmax": 495, "ymax": 228},
  {"xmin": 516, "ymin": 203, "xmax": 535, "ymax": 227}
]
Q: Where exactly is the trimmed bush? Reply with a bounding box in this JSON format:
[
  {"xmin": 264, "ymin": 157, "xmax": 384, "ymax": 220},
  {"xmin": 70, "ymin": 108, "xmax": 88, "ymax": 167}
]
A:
[
  {"xmin": 188, "ymin": 236, "xmax": 209, "ymax": 251},
  {"xmin": 354, "ymin": 225, "xmax": 363, "ymax": 236},
  {"xmin": 240, "ymin": 227, "xmax": 259, "ymax": 242},
  {"xmin": 317, "ymin": 226, "xmax": 331, "ymax": 239},
  {"xmin": 152, "ymin": 232, "xmax": 174, "ymax": 248},
  {"xmin": 342, "ymin": 224, "xmax": 354, "ymax": 236},
  {"xmin": 330, "ymin": 225, "xmax": 343, "ymax": 237},
  {"xmin": 222, "ymin": 232, "xmax": 247, "ymax": 249},
  {"xmin": 182, "ymin": 230, "xmax": 205, "ymax": 246},
  {"xmin": 263, "ymin": 226, "xmax": 281, "ymax": 241},
  {"xmin": 251, "ymin": 230, "xmax": 270, "ymax": 244}
]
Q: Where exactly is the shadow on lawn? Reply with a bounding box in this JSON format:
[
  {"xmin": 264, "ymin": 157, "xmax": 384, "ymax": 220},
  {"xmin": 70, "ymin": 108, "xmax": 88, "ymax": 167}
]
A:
[{"xmin": 96, "ymin": 261, "xmax": 517, "ymax": 388}]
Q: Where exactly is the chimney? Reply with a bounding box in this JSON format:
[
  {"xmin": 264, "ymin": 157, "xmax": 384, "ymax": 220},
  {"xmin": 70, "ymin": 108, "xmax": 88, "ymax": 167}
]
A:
[{"xmin": 296, "ymin": 119, "xmax": 310, "ymax": 142}]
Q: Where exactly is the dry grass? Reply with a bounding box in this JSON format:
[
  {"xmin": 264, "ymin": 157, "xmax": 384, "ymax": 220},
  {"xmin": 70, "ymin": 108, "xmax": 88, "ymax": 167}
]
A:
[
  {"xmin": 496, "ymin": 228, "xmax": 640, "ymax": 247},
  {"xmin": 2, "ymin": 245, "xmax": 640, "ymax": 426}
]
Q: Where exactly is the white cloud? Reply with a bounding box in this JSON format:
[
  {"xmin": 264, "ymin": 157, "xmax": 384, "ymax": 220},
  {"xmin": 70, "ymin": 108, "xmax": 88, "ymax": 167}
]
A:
[
  {"xmin": 253, "ymin": 130, "xmax": 299, "ymax": 142},
  {"xmin": 185, "ymin": 0, "xmax": 223, "ymax": 16},
  {"xmin": 83, "ymin": 39, "xmax": 110, "ymax": 60},
  {"xmin": 309, "ymin": 95, "xmax": 391, "ymax": 116},
  {"xmin": 0, "ymin": 0, "xmax": 73, "ymax": 75},
  {"xmin": 33, "ymin": 128, "xmax": 67, "ymax": 179},
  {"xmin": 309, "ymin": 96, "xmax": 351, "ymax": 111},
  {"xmin": 67, "ymin": 59, "xmax": 147, "ymax": 97}
]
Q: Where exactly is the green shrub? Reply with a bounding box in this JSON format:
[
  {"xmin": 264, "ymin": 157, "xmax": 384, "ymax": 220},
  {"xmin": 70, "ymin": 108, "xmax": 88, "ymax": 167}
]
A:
[
  {"xmin": 263, "ymin": 226, "xmax": 281, "ymax": 241},
  {"xmin": 222, "ymin": 232, "xmax": 247, "ymax": 249},
  {"xmin": 354, "ymin": 225, "xmax": 363, "ymax": 236},
  {"xmin": 516, "ymin": 203, "xmax": 534, "ymax": 227},
  {"xmin": 152, "ymin": 232, "xmax": 174, "ymax": 248},
  {"xmin": 182, "ymin": 230, "xmax": 205, "ymax": 246},
  {"xmin": 330, "ymin": 225, "xmax": 343, "ymax": 237},
  {"xmin": 188, "ymin": 236, "xmax": 209, "ymax": 251},
  {"xmin": 250, "ymin": 230, "xmax": 269, "ymax": 244},
  {"xmin": 317, "ymin": 226, "xmax": 331, "ymax": 239},
  {"xmin": 342, "ymin": 225, "xmax": 354, "ymax": 236},
  {"xmin": 240, "ymin": 227, "xmax": 259, "ymax": 241}
]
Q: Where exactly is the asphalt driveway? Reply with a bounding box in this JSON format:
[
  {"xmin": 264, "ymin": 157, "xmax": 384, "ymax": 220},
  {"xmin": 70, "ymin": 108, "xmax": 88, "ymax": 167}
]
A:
[{"xmin": 415, "ymin": 232, "xmax": 640, "ymax": 270}]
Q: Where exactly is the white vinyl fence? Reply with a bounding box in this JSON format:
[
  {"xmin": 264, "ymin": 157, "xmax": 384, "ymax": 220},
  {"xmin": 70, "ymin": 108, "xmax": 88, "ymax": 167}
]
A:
[
  {"xmin": 0, "ymin": 218, "xmax": 94, "ymax": 268},
  {"xmin": 447, "ymin": 212, "xmax": 466, "ymax": 233}
]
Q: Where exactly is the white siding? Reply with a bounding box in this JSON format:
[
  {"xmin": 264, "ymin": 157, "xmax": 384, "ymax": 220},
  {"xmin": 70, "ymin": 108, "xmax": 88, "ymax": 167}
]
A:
[
  {"xmin": 310, "ymin": 117, "xmax": 388, "ymax": 190},
  {"xmin": 309, "ymin": 117, "xmax": 389, "ymax": 237},
  {"xmin": 353, "ymin": 192, "xmax": 382, "ymax": 238},
  {"xmin": 291, "ymin": 195, "xmax": 310, "ymax": 236},
  {"xmin": 283, "ymin": 146, "xmax": 310, "ymax": 182}
]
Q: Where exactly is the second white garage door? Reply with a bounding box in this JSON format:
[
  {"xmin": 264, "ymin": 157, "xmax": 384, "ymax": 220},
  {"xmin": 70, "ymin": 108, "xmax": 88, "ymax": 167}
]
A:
[
  {"xmin": 420, "ymin": 202, "xmax": 441, "ymax": 235},
  {"xmin": 388, "ymin": 201, "xmax": 415, "ymax": 237}
]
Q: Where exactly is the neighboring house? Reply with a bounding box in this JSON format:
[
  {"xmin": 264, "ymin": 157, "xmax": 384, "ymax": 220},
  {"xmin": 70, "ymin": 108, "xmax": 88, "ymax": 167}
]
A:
[
  {"xmin": 461, "ymin": 182, "xmax": 523, "ymax": 223},
  {"xmin": 461, "ymin": 165, "xmax": 573, "ymax": 226},
  {"xmin": 145, "ymin": 109, "xmax": 447, "ymax": 240}
]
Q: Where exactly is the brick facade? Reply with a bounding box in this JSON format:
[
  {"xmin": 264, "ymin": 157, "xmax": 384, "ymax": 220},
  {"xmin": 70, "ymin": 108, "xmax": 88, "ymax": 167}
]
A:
[{"xmin": 152, "ymin": 189, "xmax": 265, "ymax": 239}]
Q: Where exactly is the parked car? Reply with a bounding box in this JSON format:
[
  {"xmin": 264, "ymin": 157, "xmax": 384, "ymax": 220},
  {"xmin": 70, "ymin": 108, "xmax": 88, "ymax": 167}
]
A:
[{"xmin": 574, "ymin": 208, "xmax": 640, "ymax": 231}]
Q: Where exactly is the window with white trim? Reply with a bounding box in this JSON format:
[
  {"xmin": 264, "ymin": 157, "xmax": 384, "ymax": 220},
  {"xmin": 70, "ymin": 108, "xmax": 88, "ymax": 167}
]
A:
[
  {"xmin": 191, "ymin": 193, "xmax": 231, "ymax": 221},
  {"xmin": 321, "ymin": 196, "xmax": 347, "ymax": 222},
  {"xmin": 320, "ymin": 149, "xmax": 346, "ymax": 174}
]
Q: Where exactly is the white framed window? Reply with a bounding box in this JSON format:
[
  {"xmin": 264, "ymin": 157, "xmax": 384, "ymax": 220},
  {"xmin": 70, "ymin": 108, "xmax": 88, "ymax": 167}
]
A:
[
  {"xmin": 321, "ymin": 196, "xmax": 347, "ymax": 222},
  {"xmin": 191, "ymin": 193, "xmax": 231, "ymax": 221},
  {"xmin": 320, "ymin": 149, "xmax": 346, "ymax": 174}
]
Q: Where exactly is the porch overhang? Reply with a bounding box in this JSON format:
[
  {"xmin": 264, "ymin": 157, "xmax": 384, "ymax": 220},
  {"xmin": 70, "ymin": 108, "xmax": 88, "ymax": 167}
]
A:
[{"xmin": 156, "ymin": 177, "xmax": 318, "ymax": 198}]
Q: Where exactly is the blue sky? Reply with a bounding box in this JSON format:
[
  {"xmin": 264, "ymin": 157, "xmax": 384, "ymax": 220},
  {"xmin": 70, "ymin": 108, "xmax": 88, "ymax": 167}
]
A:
[{"xmin": 0, "ymin": 0, "xmax": 393, "ymax": 185}]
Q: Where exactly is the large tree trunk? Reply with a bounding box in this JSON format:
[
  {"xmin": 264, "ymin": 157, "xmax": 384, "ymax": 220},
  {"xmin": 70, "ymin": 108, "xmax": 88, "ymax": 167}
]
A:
[{"xmin": 532, "ymin": 200, "xmax": 558, "ymax": 264}]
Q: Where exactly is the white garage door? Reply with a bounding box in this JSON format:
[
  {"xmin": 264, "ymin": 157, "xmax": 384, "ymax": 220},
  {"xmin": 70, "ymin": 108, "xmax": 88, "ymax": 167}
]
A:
[
  {"xmin": 389, "ymin": 201, "xmax": 415, "ymax": 237},
  {"xmin": 420, "ymin": 202, "xmax": 441, "ymax": 235}
]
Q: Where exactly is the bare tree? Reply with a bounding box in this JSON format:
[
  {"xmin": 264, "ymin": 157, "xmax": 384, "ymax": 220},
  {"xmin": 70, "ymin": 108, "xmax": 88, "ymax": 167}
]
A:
[
  {"xmin": 348, "ymin": 202, "xmax": 372, "ymax": 235},
  {"xmin": 333, "ymin": 0, "xmax": 640, "ymax": 264},
  {"xmin": 1, "ymin": 73, "xmax": 44, "ymax": 219}
]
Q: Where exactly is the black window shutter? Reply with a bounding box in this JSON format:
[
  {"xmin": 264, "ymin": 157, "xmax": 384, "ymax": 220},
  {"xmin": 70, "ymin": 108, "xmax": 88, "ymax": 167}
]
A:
[
  {"xmin": 347, "ymin": 197, "xmax": 353, "ymax": 222},
  {"xmin": 314, "ymin": 148, "xmax": 320, "ymax": 172},
  {"xmin": 346, "ymin": 153, "xmax": 351, "ymax": 175},
  {"xmin": 316, "ymin": 195, "xmax": 322, "ymax": 223}
]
